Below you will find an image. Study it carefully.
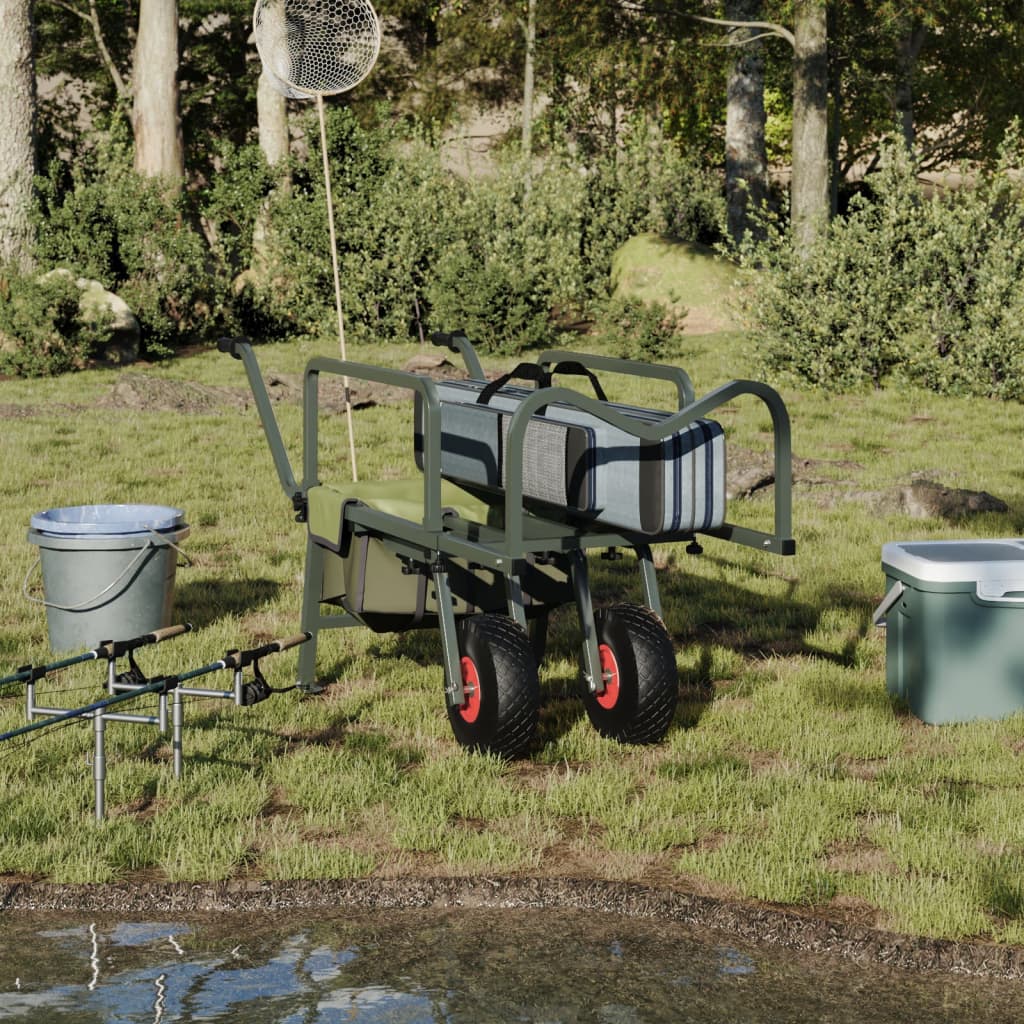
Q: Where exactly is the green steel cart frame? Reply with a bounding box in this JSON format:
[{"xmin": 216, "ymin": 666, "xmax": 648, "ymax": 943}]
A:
[{"xmin": 220, "ymin": 334, "xmax": 794, "ymax": 756}]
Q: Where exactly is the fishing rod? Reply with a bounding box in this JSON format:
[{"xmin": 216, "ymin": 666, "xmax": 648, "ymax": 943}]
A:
[
  {"xmin": 0, "ymin": 623, "xmax": 193, "ymax": 693},
  {"xmin": 0, "ymin": 632, "xmax": 310, "ymax": 745}
]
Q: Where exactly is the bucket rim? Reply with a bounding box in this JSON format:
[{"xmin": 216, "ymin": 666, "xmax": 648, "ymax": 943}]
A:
[{"xmin": 30, "ymin": 504, "xmax": 186, "ymax": 536}]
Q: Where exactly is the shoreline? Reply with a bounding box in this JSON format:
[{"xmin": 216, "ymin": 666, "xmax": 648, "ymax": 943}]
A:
[{"xmin": 3, "ymin": 876, "xmax": 1023, "ymax": 981}]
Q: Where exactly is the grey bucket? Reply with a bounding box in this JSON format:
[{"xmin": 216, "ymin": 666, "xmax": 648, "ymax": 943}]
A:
[{"xmin": 27, "ymin": 504, "xmax": 190, "ymax": 652}]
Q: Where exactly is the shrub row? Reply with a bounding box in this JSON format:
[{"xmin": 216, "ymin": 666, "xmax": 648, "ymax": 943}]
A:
[
  {"xmin": 3, "ymin": 109, "xmax": 722, "ymax": 375},
  {"xmin": 736, "ymin": 126, "xmax": 1024, "ymax": 401}
]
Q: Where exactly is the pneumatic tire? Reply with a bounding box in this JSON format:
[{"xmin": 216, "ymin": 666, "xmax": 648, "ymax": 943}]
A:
[
  {"xmin": 583, "ymin": 603, "xmax": 678, "ymax": 744},
  {"xmin": 447, "ymin": 614, "xmax": 540, "ymax": 758}
]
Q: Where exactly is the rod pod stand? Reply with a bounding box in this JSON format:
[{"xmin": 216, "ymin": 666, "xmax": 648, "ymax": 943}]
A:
[{"xmin": 4, "ymin": 631, "xmax": 309, "ymax": 821}]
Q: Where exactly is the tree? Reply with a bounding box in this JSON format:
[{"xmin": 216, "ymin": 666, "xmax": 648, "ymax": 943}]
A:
[
  {"xmin": 790, "ymin": 1, "xmax": 828, "ymax": 252},
  {"xmin": 694, "ymin": 1, "xmax": 829, "ymax": 253},
  {"xmin": 133, "ymin": 0, "xmax": 184, "ymax": 185},
  {"xmin": 724, "ymin": 0, "xmax": 768, "ymax": 243},
  {"xmin": 0, "ymin": 0, "xmax": 37, "ymax": 268},
  {"xmin": 832, "ymin": 1, "xmax": 1024, "ymax": 178}
]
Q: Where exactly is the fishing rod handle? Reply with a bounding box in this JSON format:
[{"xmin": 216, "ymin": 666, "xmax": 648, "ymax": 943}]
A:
[
  {"xmin": 223, "ymin": 632, "xmax": 312, "ymax": 670},
  {"xmin": 96, "ymin": 623, "xmax": 193, "ymax": 660}
]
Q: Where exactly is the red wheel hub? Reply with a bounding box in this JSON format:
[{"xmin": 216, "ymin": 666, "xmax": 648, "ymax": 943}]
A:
[
  {"xmin": 596, "ymin": 643, "xmax": 620, "ymax": 709},
  {"xmin": 458, "ymin": 656, "xmax": 482, "ymax": 723}
]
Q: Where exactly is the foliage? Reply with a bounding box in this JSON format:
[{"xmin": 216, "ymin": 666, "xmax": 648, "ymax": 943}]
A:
[
  {"xmin": 241, "ymin": 108, "xmax": 725, "ymax": 355},
  {"xmin": 233, "ymin": 108, "xmax": 461, "ymax": 344},
  {"xmin": 34, "ymin": 124, "xmax": 227, "ymax": 359},
  {"xmin": 734, "ymin": 128, "xmax": 1024, "ymax": 400},
  {"xmin": 831, "ymin": 1, "xmax": 1024, "ymax": 175},
  {"xmin": 589, "ymin": 294, "xmax": 684, "ymax": 363},
  {"xmin": 0, "ymin": 269, "xmax": 108, "ymax": 376}
]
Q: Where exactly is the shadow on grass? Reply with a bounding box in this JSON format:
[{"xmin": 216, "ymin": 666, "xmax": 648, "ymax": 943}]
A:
[{"xmin": 175, "ymin": 576, "xmax": 281, "ymax": 628}]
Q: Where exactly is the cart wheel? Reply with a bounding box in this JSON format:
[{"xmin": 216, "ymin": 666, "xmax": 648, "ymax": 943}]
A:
[
  {"xmin": 448, "ymin": 614, "xmax": 540, "ymax": 758},
  {"xmin": 583, "ymin": 603, "xmax": 678, "ymax": 745}
]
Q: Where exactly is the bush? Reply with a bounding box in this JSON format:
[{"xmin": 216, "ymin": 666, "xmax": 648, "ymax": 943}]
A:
[
  {"xmin": 590, "ymin": 294, "xmax": 684, "ymax": 362},
  {"xmin": 21, "ymin": 107, "xmax": 726, "ymax": 373},
  {"xmin": 735, "ymin": 126, "xmax": 1024, "ymax": 400},
  {"xmin": 0, "ymin": 270, "xmax": 108, "ymax": 376},
  {"xmin": 34, "ymin": 121, "xmax": 230, "ymax": 359},
  {"xmin": 247, "ymin": 109, "xmax": 725, "ymax": 356},
  {"xmin": 235, "ymin": 109, "xmax": 461, "ymax": 345}
]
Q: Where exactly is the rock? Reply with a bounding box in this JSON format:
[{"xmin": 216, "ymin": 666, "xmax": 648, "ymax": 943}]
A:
[
  {"xmin": 41, "ymin": 268, "xmax": 141, "ymax": 365},
  {"xmin": 610, "ymin": 234, "xmax": 739, "ymax": 334},
  {"xmin": 726, "ymin": 448, "xmax": 776, "ymax": 500},
  {"xmin": 898, "ymin": 478, "xmax": 1008, "ymax": 520},
  {"xmin": 843, "ymin": 479, "xmax": 1008, "ymax": 520}
]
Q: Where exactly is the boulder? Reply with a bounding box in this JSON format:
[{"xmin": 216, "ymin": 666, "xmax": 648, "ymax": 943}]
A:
[{"xmin": 41, "ymin": 268, "xmax": 141, "ymax": 366}]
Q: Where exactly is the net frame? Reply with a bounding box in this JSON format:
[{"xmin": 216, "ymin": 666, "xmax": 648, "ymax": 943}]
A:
[{"xmin": 253, "ymin": 0, "xmax": 381, "ymax": 97}]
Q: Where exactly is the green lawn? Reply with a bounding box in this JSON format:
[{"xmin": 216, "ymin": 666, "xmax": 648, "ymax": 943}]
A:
[{"xmin": 1, "ymin": 325, "xmax": 1023, "ymax": 945}]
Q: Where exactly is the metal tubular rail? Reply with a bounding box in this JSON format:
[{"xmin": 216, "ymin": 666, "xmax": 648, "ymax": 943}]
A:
[
  {"xmin": 497, "ymin": 378, "xmax": 794, "ymax": 558},
  {"xmin": 536, "ymin": 348, "xmax": 696, "ymax": 407}
]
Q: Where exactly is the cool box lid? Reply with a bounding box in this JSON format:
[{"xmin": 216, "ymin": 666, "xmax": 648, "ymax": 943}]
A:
[{"xmin": 882, "ymin": 539, "xmax": 1024, "ymax": 585}]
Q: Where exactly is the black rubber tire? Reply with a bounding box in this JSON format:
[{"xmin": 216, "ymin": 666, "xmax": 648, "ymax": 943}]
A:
[
  {"xmin": 583, "ymin": 603, "xmax": 678, "ymax": 744},
  {"xmin": 447, "ymin": 614, "xmax": 540, "ymax": 758}
]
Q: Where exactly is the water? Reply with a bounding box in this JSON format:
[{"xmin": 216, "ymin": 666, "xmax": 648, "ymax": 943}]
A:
[{"xmin": 0, "ymin": 907, "xmax": 1019, "ymax": 1023}]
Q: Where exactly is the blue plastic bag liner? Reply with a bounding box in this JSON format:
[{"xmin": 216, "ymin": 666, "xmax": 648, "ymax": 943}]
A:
[{"xmin": 30, "ymin": 504, "xmax": 186, "ymax": 536}]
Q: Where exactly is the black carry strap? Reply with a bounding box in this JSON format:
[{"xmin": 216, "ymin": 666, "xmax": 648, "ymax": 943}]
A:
[
  {"xmin": 477, "ymin": 361, "xmax": 608, "ymax": 406},
  {"xmin": 548, "ymin": 361, "xmax": 608, "ymax": 402},
  {"xmin": 477, "ymin": 362, "xmax": 550, "ymax": 404}
]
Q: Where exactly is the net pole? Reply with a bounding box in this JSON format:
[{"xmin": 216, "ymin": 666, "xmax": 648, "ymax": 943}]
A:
[{"xmin": 317, "ymin": 91, "xmax": 359, "ymax": 482}]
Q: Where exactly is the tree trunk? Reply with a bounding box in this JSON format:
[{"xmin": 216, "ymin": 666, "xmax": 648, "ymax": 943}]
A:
[
  {"xmin": 132, "ymin": 0, "xmax": 184, "ymax": 186},
  {"xmin": 257, "ymin": 67, "xmax": 291, "ymax": 176},
  {"xmin": 0, "ymin": 0, "xmax": 37, "ymax": 269},
  {"xmin": 790, "ymin": 0, "xmax": 829, "ymax": 255},
  {"xmin": 724, "ymin": 0, "xmax": 768, "ymax": 245},
  {"xmin": 894, "ymin": 19, "xmax": 927, "ymax": 156}
]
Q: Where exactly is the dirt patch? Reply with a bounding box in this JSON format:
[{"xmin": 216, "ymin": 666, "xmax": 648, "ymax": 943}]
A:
[{"xmin": 91, "ymin": 353, "xmax": 472, "ymax": 416}]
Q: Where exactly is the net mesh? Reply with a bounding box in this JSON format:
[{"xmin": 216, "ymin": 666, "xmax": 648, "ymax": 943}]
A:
[{"xmin": 253, "ymin": 0, "xmax": 380, "ymax": 96}]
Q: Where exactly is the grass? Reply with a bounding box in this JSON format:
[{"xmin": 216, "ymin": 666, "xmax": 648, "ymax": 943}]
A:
[{"xmin": 3, "ymin": 325, "xmax": 1024, "ymax": 945}]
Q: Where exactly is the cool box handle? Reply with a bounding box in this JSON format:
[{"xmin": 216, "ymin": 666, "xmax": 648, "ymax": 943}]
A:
[
  {"xmin": 872, "ymin": 581, "xmax": 906, "ymax": 626},
  {"xmin": 975, "ymin": 580, "xmax": 1024, "ymax": 604}
]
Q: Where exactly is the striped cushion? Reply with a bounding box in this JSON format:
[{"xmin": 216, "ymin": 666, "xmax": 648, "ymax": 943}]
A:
[{"xmin": 415, "ymin": 381, "xmax": 726, "ymax": 538}]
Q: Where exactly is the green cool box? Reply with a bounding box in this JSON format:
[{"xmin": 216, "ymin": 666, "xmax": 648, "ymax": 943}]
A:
[{"xmin": 879, "ymin": 540, "xmax": 1024, "ymax": 724}]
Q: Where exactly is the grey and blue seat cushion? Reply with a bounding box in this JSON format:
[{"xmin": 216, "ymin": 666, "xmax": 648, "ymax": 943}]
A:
[{"xmin": 415, "ymin": 380, "xmax": 727, "ymax": 537}]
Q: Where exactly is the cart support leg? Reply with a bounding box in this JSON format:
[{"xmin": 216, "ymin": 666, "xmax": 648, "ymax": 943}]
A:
[
  {"xmin": 298, "ymin": 536, "xmax": 325, "ymax": 693},
  {"xmin": 570, "ymin": 550, "xmax": 603, "ymax": 695},
  {"xmin": 432, "ymin": 559, "xmax": 465, "ymax": 709},
  {"xmin": 505, "ymin": 567, "xmax": 528, "ymax": 630},
  {"xmin": 635, "ymin": 545, "xmax": 663, "ymax": 619}
]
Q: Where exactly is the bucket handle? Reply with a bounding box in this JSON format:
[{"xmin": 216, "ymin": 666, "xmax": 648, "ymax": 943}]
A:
[{"xmin": 23, "ymin": 527, "xmax": 191, "ymax": 613}]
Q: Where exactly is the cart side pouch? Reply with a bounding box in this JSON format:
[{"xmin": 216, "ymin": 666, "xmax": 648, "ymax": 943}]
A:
[
  {"xmin": 307, "ymin": 485, "xmax": 510, "ymax": 631},
  {"xmin": 414, "ymin": 391, "xmax": 596, "ymax": 511},
  {"xmin": 414, "ymin": 382, "xmax": 726, "ymax": 536}
]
